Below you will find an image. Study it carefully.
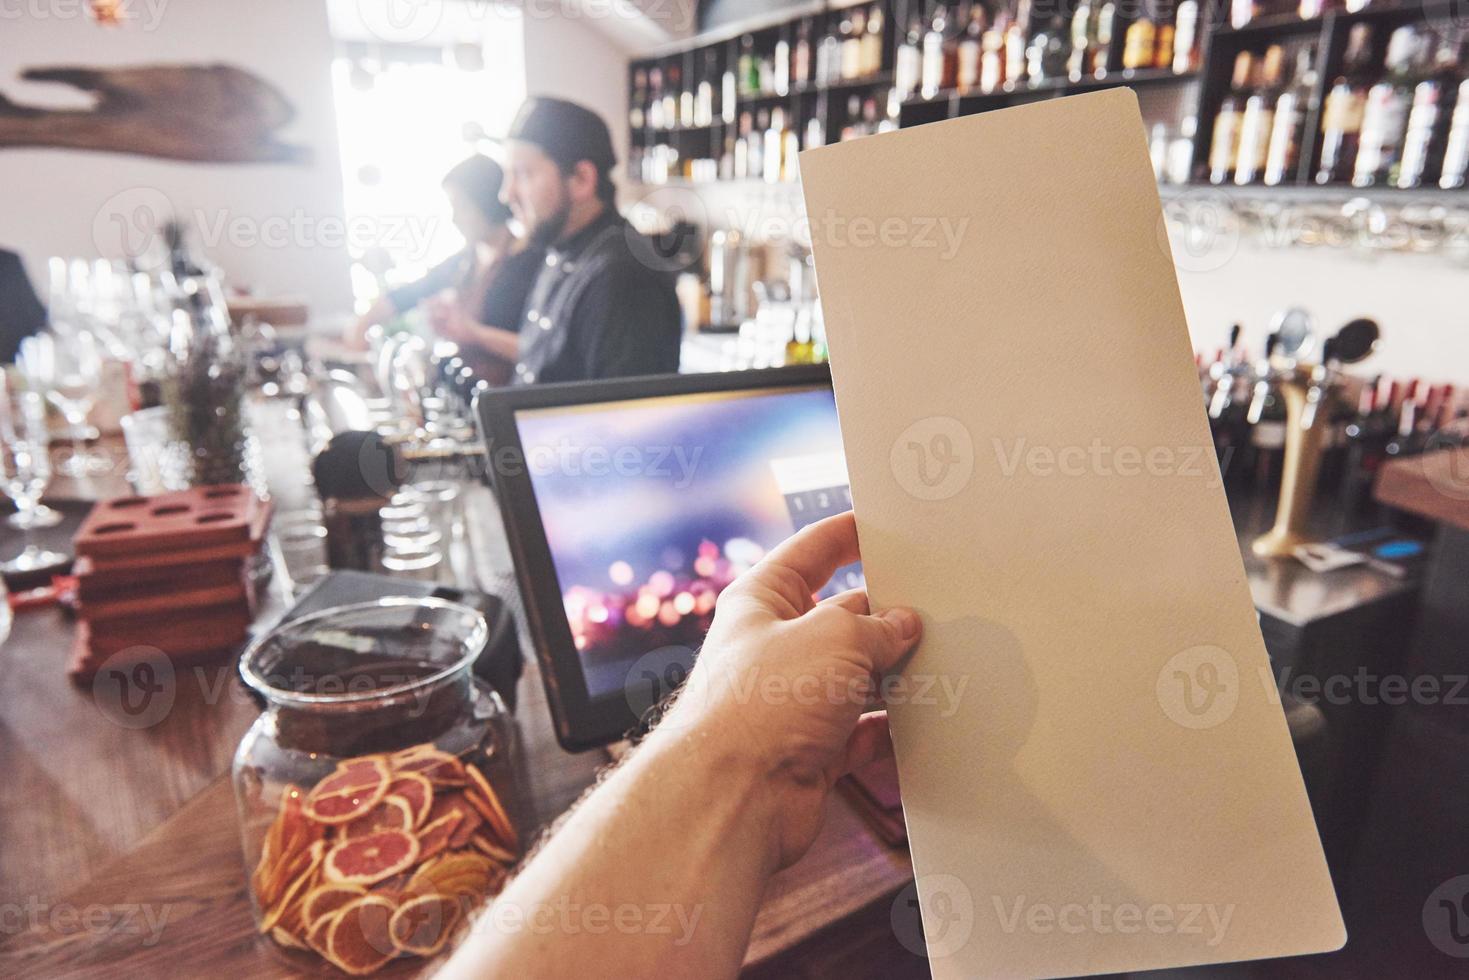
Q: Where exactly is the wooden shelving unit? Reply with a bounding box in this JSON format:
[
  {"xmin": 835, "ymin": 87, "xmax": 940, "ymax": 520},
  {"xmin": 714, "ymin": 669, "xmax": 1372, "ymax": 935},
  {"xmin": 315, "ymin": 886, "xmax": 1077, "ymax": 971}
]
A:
[{"xmin": 627, "ymin": 0, "xmax": 1469, "ymax": 193}]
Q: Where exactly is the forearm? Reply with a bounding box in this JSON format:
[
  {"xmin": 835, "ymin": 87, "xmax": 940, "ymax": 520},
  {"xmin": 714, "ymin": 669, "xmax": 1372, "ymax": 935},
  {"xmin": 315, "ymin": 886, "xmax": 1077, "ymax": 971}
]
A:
[
  {"xmin": 438, "ymin": 711, "xmax": 780, "ymax": 979},
  {"xmin": 463, "ymin": 321, "xmax": 521, "ymax": 363}
]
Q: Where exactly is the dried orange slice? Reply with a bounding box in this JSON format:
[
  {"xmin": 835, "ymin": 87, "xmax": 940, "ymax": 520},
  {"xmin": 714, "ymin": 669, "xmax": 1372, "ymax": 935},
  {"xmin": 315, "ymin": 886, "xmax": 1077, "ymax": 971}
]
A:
[
  {"xmin": 253, "ymin": 787, "xmax": 316, "ymax": 906},
  {"xmin": 411, "ymin": 852, "xmax": 497, "ymax": 901},
  {"xmin": 385, "ymin": 772, "xmax": 433, "ymax": 826},
  {"xmin": 426, "ymin": 792, "xmax": 483, "ymax": 849},
  {"xmin": 464, "ymin": 766, "xmax": 517, "ymax": 849},
  {"xmin": 389, "ymin": 892, "xmax": 461, "ymax": 956},
  {"xmin": 324, "ymin": 829, "xmax": 421, "ymax": 886},
  {"xmin": 259, "ymin": 839, "xmax": 325, "ymax": 933},
  {"xmin": 300, "ymin": 882, "xmax": 366, "ymax": 929},
  {"xmin": 470, "ymin": 831, "xmax": 517, "ymax": 866},
  {"xmin": 325, "ymin": 894, "xmax": 398, "ymax": 976},
  {"xmin": 304, "ymin": 757, "xmax": 391, "ymax": 825},
  {"xmin": 369, "ymin": 871, "xmax": 413, "ymax": 905},
  {"xmin": 305, "ymin": 909, "xmax": 339, "ymax": 956},
  {"xmin": 271, "ymin": 924, "xmax": 308, "ymax": 950},
  {"xmin": 391, "ymin": 747, "xmax": 468, "ymax": 787},
  {"xmin": 414, "ymin": 811, "xmax": 461, "ymax": 865},
  {"xmin": 342, "ymin": 794, "xmax": 414, "ymax": 839}
]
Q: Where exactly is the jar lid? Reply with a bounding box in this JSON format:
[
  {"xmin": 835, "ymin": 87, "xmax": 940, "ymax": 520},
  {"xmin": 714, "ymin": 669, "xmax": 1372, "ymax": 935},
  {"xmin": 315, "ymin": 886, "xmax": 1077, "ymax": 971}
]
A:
[{"xmin": 239, "ymin": 597, "xmax": 488, "ymax": 708}]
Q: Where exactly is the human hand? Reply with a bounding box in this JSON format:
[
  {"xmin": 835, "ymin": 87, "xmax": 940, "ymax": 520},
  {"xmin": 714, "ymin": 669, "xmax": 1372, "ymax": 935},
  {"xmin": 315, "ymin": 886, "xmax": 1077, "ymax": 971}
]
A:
[
  {"xmin": 657, "ymin": 511, "xmax": 921, "ymax": 869},
  {"xmin": 426, "ymin": 294, "xmax": 474, "ymax": 344}
]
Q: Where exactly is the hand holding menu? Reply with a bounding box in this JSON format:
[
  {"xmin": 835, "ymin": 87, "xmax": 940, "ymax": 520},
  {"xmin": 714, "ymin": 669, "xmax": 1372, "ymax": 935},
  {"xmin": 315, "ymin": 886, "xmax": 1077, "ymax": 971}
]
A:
[{"xmin": 799, "ymin": 90, "xmax": 1345, "ymax": 979}]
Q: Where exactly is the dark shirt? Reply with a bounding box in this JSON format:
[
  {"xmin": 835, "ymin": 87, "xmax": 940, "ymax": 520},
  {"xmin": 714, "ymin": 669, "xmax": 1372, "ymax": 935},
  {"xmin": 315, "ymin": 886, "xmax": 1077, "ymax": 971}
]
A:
[
  {"xmin": 386, "ymin": 245, "xmax": 543, "ymax": 331},
  {"xmin": 512, "ymin": 208, "xmax": 682, "ymax": 385},
  {"xmin": 0, "ymin": 249, "xmax": 46, "ymax": 364}
]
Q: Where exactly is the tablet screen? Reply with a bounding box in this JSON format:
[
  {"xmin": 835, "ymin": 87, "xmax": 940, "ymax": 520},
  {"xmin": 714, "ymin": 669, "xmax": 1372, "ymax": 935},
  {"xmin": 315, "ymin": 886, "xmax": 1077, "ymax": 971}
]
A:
[{"xmin": 514, "ymin": 383, "xmax": 863, "ymax": 700}]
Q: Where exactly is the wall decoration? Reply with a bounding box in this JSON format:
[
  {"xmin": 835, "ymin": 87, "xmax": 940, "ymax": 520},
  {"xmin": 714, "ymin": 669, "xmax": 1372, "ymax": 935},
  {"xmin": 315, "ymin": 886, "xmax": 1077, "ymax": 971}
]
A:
[{"xmin": 0, "ymin": 63, "xmax": 311, "ymax": 164}]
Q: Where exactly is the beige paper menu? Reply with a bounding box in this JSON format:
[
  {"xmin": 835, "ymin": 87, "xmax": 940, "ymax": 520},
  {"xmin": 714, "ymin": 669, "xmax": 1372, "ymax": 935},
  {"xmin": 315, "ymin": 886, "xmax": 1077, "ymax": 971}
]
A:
[{"xmin": 799, "ymin": 89, "xmax": 1344, "ymax": 979}]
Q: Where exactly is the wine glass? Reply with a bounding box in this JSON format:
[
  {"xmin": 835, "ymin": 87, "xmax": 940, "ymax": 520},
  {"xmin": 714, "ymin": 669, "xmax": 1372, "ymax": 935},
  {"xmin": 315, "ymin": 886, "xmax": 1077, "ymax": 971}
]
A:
[
  {"xmin": 17, "ymin": 330, "xmax": 110, "ymax": 477},
  {"xmin": 0, "ymin": 373, "xmax": 68, "ymax": 575}
]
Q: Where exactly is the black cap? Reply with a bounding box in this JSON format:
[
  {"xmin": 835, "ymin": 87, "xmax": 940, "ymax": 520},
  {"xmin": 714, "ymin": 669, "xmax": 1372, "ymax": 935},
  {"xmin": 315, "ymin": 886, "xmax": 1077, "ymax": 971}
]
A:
[{"xmin": 501, "ymin": 97, "xmax": 616, "ymax": 174}]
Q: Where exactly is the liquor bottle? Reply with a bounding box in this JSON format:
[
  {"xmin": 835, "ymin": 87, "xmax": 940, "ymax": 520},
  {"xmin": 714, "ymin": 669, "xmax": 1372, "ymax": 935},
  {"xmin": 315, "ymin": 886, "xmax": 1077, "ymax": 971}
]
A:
[
  {"xmin": 1232, "ymin": 0, "xmax": 1257, "ymax": 30},
  {"xmin": 805, "ymin": 112, "xmax": 825, "ymax": 150},
  {"xmin": 817, "ymin": 20, "xmax": 841, "ymax": 86},
  {"xmin": 862, "ymin": 5, "xmax": 886, "ymax": 78},
  {"xmin": 774, "ymin": 34, "xmax": 791, "ymax": 96},
  {"xmin": 721, "ymin": 67, "xmax": 736, "ymax": 125},
  {"xmin": 1167, "ymin": 116, "xmax": 1198, "ymax": 183},
  {"xmin": 1209, "ymin": 52, "xmax": 1254, "ymax": 184},
  {"xmin": 739, "ymin": 36, "xmax": 758, "ymax": 95},
  {"xmin": 1173, "ymin": 0, "xmax": 1199, "ymax": 74},
  {"xmin": 630, "ymin": 68, "xmax": 647, "ymax": 129},
  {"xmin": 1005, "ymin": 5, "xmax": 1029, "ymax": 87},
  {"xmin": 748, "ymin": 109, "xmax": 765, "ymax": 175},
  {"xmin": 1154, "ymin": 17, "xmax": 1175, "ymax": 71},
  {"xmin": 764, "ymin": 108, "xmax": 784, "ymax": 183},
  {"xmin": 895, "ymin": 18, "xmax": 923, "ymax": 100},
  {"xmin": 1354, "ymin": 27, "xmax": 1423, "ymax": 186},
  {"xmin": 696, "ymin": 52, "xmax": 715, "ymax": 126},
  {"xmin": 677, "ymin": 65, "xmax": 695, "ymax": 126},
  {"xmin": 1383, "ymin": 396, "xmax": 1423, "ymax": 462},
  {"xmin": 958, "ymin": 3, "xmax": 986, "ymax": 93},
  {"xmin": 647, "ymin": 67, "xmax": 663, "ymax": 129},
  {"xmin": 1030, "ymin": 17, "xmax": 1069, "ymax": 85},
  {"xmin": 1235, "ymin": 46, "xmax": 1283, "ymax": 185},
  {"xmin": 1121, "ymin": 14, "xmax": 1155, "ymax": 72},
  {"xmin": 1441, "ymin": 79, "xmax": 1469, "ymax": 188},
  {"xmin": 1092, "ymin": 2, "xmax": 1116, "ymax": 77},
  {"xmin": 1264, "ymin": 47, "xmax": 1317, "ymax": 185},
  {"xmin": 1394, "ymin": 43, "xmax": 1460, "ymax": 188},
  {"xmin": 793, "ymin": 20, "xmax": 812, "ymax": 86},
  {"xmin": 841, "ymin": 10, "xmax": 865, "ymax": 81},
  {"xmin": 1316, "ymin": 24, "xmax": 1373, "ymax": 184},
  {"xmin": 922, "ymin": 5, "xmax": 955, "ymax": 99},
  {"xmin": 1067, "ymin": 1, "xmax": 1092, "ymax": 80},
  {"xmin": 981, "ymin": 17, "xmax": 1007, "ymax": 93},
  {"xmin": 662, "ymin": 66, "xmax": 679, "ymax": 128}
]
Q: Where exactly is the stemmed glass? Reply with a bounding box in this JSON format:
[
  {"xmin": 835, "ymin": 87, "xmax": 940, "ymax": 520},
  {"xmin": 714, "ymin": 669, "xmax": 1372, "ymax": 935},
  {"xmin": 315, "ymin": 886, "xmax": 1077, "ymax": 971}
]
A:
[
  {"xmin": 17, "ymin": 330, "xmax": 110, "ymax": 477},
  {"xmin": 0, "ymin": 373, "xmax": 68, "ymax": 575}
]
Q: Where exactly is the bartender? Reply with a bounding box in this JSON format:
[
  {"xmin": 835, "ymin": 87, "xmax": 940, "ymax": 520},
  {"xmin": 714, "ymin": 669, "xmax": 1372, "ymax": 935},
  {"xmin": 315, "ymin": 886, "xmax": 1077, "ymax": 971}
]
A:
[
  {"xmin": 346, "ymin": 155, "xmax": 541, "ymax": 383},
  {"xmin": 494, "ymin": 97, "xmax": 681, "ymax": 384}
]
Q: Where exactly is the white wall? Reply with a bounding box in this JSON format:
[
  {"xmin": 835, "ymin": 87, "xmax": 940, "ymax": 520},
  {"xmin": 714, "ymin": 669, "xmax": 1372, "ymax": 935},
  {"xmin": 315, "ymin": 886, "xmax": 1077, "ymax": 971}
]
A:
[{"xmin": 0, "ymin": 0, "xmax": 354, "ymax": 318}]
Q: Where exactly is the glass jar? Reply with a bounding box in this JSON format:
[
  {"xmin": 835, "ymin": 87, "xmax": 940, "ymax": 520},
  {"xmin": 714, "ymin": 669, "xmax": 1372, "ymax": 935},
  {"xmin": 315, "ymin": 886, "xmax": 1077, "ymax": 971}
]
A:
[{"xmin": 234, "ymin": 598, "xmax": 520, "ymax": 974}]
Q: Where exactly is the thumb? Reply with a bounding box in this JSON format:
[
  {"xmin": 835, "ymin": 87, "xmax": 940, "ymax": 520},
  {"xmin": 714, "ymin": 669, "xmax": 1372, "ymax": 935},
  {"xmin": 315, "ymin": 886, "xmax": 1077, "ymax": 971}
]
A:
[{"xmin": 854, "ymin": 607, "xmax": 923, "ymax": 674}]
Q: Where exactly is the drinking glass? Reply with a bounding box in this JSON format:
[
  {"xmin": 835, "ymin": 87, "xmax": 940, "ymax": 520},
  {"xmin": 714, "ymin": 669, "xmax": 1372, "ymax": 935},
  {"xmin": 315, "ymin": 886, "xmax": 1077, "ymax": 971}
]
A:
[
  {"xmin": 17, "ymin": 330, "xmax": 110, "ymax": 477},
  {"xmin": 0, "ymin": 374, "xmax": 68, "ymax": 574}
]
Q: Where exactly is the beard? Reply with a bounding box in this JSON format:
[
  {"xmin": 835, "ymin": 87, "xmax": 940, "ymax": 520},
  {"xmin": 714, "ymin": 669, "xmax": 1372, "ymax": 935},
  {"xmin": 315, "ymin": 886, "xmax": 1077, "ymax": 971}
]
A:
[{"xmin": 526, "ymin": 184, "xmax": 573, "ymax": 249}]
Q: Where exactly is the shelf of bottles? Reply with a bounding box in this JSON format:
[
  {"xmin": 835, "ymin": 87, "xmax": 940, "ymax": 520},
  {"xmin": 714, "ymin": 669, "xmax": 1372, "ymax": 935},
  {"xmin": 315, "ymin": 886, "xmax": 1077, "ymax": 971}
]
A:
[{"xmin": 627, "ymin": 0, "xmax": 1469, "ymax": 192}]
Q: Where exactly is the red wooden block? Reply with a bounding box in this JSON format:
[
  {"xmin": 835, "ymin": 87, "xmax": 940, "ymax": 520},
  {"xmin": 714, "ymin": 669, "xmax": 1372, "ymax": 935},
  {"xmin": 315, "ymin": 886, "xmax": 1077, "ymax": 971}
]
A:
[{"xmin": 74, "ymin": 485, "xmax": 268, "ymax": 560}]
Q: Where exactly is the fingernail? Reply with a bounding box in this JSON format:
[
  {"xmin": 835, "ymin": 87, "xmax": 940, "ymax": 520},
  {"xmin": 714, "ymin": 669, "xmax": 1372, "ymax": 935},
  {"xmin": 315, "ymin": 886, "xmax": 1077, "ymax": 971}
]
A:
[{"xmin": 884, "ymin": 608, "xmax": 920, "ymax": 641}]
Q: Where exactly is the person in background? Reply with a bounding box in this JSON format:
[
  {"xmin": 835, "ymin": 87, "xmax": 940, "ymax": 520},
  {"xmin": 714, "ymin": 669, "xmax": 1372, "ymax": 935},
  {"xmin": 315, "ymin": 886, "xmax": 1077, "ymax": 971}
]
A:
[
  {"xmin": 437, "ymin": 512, "xmax": 923, "ymax": 978},
  {"xmin": 347, "ymin": 155, "xmax": 541, "ymax": 384},
  {"xmin": 493, "ymin": 97, "xmax": 682, "ymax": 384},
  {"xmin": 0, "ymin": 248, "xmax": 46, "ymax": 364}
]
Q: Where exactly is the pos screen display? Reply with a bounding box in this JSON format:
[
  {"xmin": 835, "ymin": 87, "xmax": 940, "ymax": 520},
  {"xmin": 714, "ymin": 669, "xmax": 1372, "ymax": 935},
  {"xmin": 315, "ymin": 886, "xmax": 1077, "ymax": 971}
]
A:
[{"xmin": 477, "ymin": 366, "xmax": 862, "ymax": 750}]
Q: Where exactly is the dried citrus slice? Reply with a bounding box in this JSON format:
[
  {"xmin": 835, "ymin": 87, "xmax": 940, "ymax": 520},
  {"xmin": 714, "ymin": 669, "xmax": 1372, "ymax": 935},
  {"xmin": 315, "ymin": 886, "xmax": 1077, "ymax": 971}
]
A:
[
  {"xmin": 412, "ymin": 852, "xmax": 497, "ymax": 901},
  {"xmin": 415, "ymin": 811, "xmax": 462, "ymax": 865},
  {"xmin": 369, "ymin": 871, "xmax": 413, "ymax": 905},
  {"xmin": 342, "ymin": 794, "xmax": 414, "ymax": 839},
  {"xmin": 259, "ymin": 839, "xmax": 325, "ymax": 933},
  {"xmin": 385, "ymin": 773, "xmax": 433, "ymax": 826},
  {"xmin": 254, "ymin": 788, "xmax": 315, "ymax": 906},
  {"xmin": 389, "ymin": 892, "xmax": 461, "ymax": 956},
  {"xmin": 304, "ymin": 756, "xmax": 391, "ymax": 825},
  {"xmin": 301, "ymin": 882, "xmax": 366, "ymax": 929},
  {"xmin": 470, "ymin": 831, "xmax": 517, "ymax": 866},
  {"xmin": 324, "ymin": 829, "xmax": 421, "ymax": 886},
  {"xmin": 391, "ymin": 748, "xmax": 469, "ymax": 787},
  {"xmin": 305, "ymin": 909, "xmax": 340, "ymax": 956},
  {"xmin": 271, "ymin": 924, "xmax": 308, "ymax": 950},
  {"xmin": 325, "ymin": 895, "xmax": 398, "ymax": 976},
  {"xmin": 464, "ymin": 766, "xmax": 517, "ymax": 849},
  {"xmin": 426, "ymin": 792, "xmax": 483, "ymax": 849}
]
